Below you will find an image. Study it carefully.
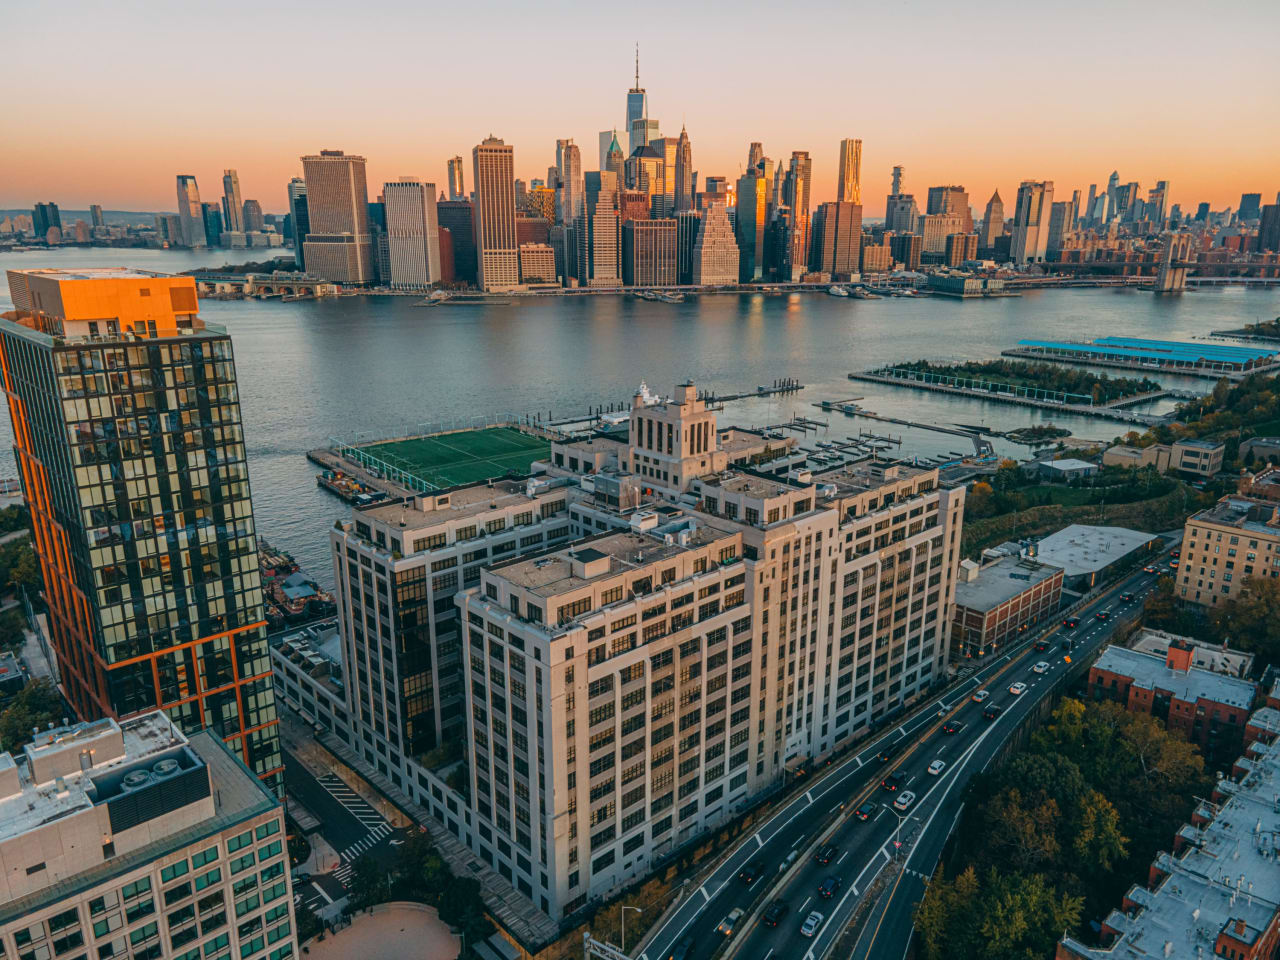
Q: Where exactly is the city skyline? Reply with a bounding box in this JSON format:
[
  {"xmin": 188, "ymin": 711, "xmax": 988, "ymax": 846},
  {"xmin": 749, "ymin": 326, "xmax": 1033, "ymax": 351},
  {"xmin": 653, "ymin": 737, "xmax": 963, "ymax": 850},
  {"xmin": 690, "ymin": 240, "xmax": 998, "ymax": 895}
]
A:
[{"xmin": 6, "ymin": 0, "xmax": 1277, "ymax": 216}]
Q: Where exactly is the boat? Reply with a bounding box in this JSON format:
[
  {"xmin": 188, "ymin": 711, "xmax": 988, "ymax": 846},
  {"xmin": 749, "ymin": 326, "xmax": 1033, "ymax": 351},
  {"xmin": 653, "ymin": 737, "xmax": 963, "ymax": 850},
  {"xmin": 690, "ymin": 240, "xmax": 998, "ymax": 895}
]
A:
[
  {"xmin": 827, "ymin": 285, "xmax": 850, "ymax": 297},
  {"xmin": 658, "ymin": 292, "xmax": 685, "ymax": 303},
  {"xmin": 317, "ymin": 469, "xmax": 387, "ymax": 504},
  {"xmin": 258, "ymin": 539, "xmax": 336, "ymax": 628}
]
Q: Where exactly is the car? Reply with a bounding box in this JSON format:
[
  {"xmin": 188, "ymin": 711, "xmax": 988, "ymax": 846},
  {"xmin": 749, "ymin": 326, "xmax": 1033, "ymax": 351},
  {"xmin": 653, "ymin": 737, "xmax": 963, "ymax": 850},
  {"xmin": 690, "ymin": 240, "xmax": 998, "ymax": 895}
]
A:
[
  {"xmin": 928, "ymin": 759, "xmax": 946, "ymax": 776},
  {"xmin": 1062, "ymin": 638, "xmax": 1073, "ymax": 650},
  {"xmin": 1096, "ymin": 610, "xmax": 1110, "ymax": 621},
  {"xmin": 1009, "ymin": 681, "xmax": 1027, "ymax": 695},
  {"xmin": 854, "ymin": 800, "xmax": 877, "ymax": 821},
  {"xmin": 1144, "ymin": 565, "xmax": 1157, "ymax": 574},
  {"xmin": 814, "ymin": 844, "xmax": 838, "ymax": 865},
  {"xmin": 738, "ymin": 860, "xmax": 766, "ymax": 885},
  {"xmin": 1063, "ymin": 616, "xmax": 1081, "ymax": 628},
  {"xmin": 667, "ymin": 937, "xmax": 695, "ymax": 960},
  {"xmin": 1170, "ymin": 559, "xmax": 1180, "ymax": 569},
  {"xmin": 1034, "ymin": 640, "xmax": 1050, "ymax": 652},
  {"xmin": 1171, "ymin": 549, "xmax": 1181, "ymax": 560},
  {"xmin": 761, "ymin": 900, "xmax": 789, "ymax": 927},
  {"xmin": 881, "ymin": 772, "xmax": 905, "ymax": 792},
  {"xmin": 818, "ymin": 875, "xmax": 843, "ymax": 898},
  {"xmin": 716, "ymin": 908, "xmax": 745, "ymax": 937},
  {"xmin": 800, "ymin": 911, "xmax": 825, "ymax": 937},
  {"xmin": 1032, "ymin": 661, "xmax": 1050, "ymax": 674},
  {"xmin": 876, "ymin": 742, "xmax": 900, "ymax": 762},
  {"xmin": 984, "ymin": 704, "xmax": 1004, "ymax": 720},
  {"xmin": 894, "ymin": 790, "xmax": 917, "ymax": 811},
  {"xmin": 1120, "ymin": 592, "xmax": 1135, "ymax": 602},
  {"xmin": 971, "ymin": 689, "xmax": 990, "ymax": 702},
  {"xmin": 943, "ymin": 718, "xmax": 966, "ymax": 734}
]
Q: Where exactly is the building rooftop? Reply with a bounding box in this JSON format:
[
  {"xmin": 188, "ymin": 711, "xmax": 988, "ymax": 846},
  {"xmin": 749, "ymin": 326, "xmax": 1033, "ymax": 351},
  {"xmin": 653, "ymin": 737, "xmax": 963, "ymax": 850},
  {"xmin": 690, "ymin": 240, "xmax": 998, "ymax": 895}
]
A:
[
  {"xmin": 954, "ymin": 555, "xmax": 1063, "ymax": 613},
  {"xmin": 1044, "ymin": 458, "xmax": 1098, "ymax": 471},
  {"xmin": 1061, "ymin": 734, "xmax": 1280, "ymax": 960},
  {"xmin": 1192, "ymin": 496, "xmax": 1280, "ymax": 537},
  {"xmin": 697, "ymin": 472, "xmax": 799, "ymax": 500},
  {"xmin": 359, "ymin": 477, "xmax": 560, "ymax": 529},
  {"xmin": 1175, "ymin": 438, "xmax": 1225, "ymax": 451},
  {"xmin": 1093, "ymin": 645, "xmax": 1257, "ymax": 709},
  {"xmin": 7, "ymin": 267, "xmax": 173, "ymax": 282},
  {"xmin": 1018, "ymin": 336, "xmax": 1280, "ymax": 367},
  {"xmin": 813, "ymin": 459, "xmax": 932, "ymax": 495},
  {"xmin": 1128, "ymin": 628, "xmax": 1253, "ymax": 678},
  {"xmin": 1032, "ymin": 524, "xmax": 1162, "ymax": 577}
]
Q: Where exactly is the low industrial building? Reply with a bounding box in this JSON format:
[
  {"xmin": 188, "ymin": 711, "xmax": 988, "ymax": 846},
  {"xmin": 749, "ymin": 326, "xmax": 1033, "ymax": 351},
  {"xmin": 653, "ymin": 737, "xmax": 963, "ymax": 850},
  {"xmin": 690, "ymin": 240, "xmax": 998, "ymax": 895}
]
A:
[
  {"xmin": 951, "ymin": 555, "xmax": 1064, "ymax": 658},
  {"xmin": 1178, "ymin": 495, "xmax": 1280, "ymax": 607},
  {"xmin": 1103, "ymin": 438, "xmax": 1226, "ymax": 478},
  {"xmin": 1058, "ymin": 716, "xmax": 1280, "ymax": 960},
  {"xmin": 1031, "ymin": 524, "xmax": 1163, "ymax": 591},
  {"xmin": 1038, "ymin": 458, "xmax": 1100, "ymax": 481},
  {"xmin": 1127, "ymin": 627, "xmax": 1254, "ymax": 677},
  {"xmin": 1088, "ymin": 642, "xmax": 1257, "ymax": 761}
]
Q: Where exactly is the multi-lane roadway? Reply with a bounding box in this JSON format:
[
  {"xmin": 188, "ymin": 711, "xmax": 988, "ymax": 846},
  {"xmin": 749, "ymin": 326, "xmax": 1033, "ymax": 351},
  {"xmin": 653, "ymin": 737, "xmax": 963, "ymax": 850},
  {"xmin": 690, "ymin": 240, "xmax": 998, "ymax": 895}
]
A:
[{"xmin": 640, "ymin": 539, "xmax": 1175, "ymax": 960}]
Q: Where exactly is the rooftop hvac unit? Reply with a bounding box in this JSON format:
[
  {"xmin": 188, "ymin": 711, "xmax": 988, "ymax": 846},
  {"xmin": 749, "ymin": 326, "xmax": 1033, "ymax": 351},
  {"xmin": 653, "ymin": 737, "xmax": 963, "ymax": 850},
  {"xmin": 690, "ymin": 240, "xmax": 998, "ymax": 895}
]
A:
[
  {"xmin": 153, "ymin": 758, "xmax": 180, "ymax": 778},
  {"xmin": 121, "ymin": 769, "xmax": 154, "ymax": 791}
]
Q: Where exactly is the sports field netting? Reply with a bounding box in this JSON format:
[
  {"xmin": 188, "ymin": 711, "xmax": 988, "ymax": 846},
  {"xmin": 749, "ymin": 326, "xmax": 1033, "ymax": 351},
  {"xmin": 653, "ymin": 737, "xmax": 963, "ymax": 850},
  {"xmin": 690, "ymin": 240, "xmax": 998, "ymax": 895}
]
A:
[{"xmin": 358, "ymin": 427, "xmax": 551, "ymax": 489}]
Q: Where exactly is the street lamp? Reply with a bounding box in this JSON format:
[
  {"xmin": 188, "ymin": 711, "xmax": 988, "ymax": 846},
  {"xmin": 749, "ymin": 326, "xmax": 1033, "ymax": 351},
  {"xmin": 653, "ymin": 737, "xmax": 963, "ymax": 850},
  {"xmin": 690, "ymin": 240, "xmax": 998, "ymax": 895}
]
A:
[
  {"xmin": 889, "ymin": 809, "xmax": 918, "ymax": 857},
  {"xmin": 620, "ymin": 905, "xmax": 643, "ymax": 953}
]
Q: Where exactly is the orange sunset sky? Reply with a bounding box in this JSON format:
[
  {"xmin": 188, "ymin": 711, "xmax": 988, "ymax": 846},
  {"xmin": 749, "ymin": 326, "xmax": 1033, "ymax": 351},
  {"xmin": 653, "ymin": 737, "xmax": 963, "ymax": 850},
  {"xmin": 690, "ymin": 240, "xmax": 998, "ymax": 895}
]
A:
[{"xmin": 5, "ymin": 0, "xmax": 1277, "ymax": 218}]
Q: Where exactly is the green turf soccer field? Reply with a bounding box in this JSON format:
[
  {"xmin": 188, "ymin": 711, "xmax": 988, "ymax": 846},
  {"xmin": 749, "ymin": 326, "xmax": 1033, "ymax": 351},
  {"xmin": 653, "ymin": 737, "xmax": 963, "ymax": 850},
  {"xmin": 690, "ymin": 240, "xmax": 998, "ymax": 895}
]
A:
[{"xmin": 359, "ymin": 426, "xmax": 551, "ymax": 488}]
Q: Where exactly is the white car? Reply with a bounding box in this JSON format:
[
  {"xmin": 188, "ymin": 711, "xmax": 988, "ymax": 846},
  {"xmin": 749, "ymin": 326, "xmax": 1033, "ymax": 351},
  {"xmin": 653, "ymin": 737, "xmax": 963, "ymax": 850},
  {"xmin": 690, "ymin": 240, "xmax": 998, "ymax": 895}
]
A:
[
  {"xmin": 971, "ymin": 689, "xmax": 990, "ymax": 702},
  {"xmin": 1009, "ymin": 681, "xmax": 1028, "ymax": 695},
  {"xmin": 801, "ymin": 911, "xmax": 825, "ymax": 937},
  {"xmin": 716, "ymin": 907, "xmax": 745, "ymax": 937},
  {"xmin": 1032, "ymin": 661, "xmax": 1050, "ymax": 674},
  {"xmin": 928, "ymin": 759, "xmax": 946, "ymax": 776},
  {"xmin": 894, "ymin": 790, "xmax": 917, "ymax": 811}
]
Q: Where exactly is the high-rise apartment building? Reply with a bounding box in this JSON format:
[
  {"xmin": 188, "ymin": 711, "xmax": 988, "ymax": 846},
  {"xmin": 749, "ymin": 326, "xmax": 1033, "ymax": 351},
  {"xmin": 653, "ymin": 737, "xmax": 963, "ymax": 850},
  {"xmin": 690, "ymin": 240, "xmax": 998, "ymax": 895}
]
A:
[
  {"xmin": 919, "ymin": 213, "xmax": 964, "ymax": 254},
  {"xmin": 692, "ymin": 203, "xmax": 740, "ymax": 285},
  {"xmin": 472, "ymin": 137, "xmax": 520, "ymax": 291},
  {"xmin": 555, "ymin": 140, "xmax": 584, "ymax": 228},
  {"xmin": 1046, "ymin": 200, "xmax": 1073, "ymax": 256},
  {"xmin": 221, "ymin": 170, "xmax": 244, "ymax": 234},
  {"xmin": 447, "ymin": 157, "xmax": 466, "ymax": 202},
  {"xmin": 0, "ymin": 268, "xmax": 284, "ymax": 793},
  {"xmin": 837, "ymin": 138, "xmax": 862, "ymax": 204},
  {"xmin": 810, "ymin": 201, "xmax": 863, "ymax": 278},
  {"xmin": 674, "ymin": 127, "xmax": 694, "ymax": 213},
  {"xmin": 622, "ymin": 218, "xmax": 678, "ymax": 286},
  {"xmin": 32, "ymin": 203, "xmax": 62, "ymax": 241},
  {"xmin": 201, "ymin": 203, "xmax": 223, "ymax": 249},
  {"xmin": 383, "ymin": 178, "xmax": 441, "ymax": 289},
  {"xmin": 944, "ymin": 232, "xmax": 979, "ymax": 266},
  {"xmin": 301, "ymin": 150, "xmax": 373, "ymax": 284},
  {"xmin": 454, "ymin": 385, "xmax": 965, "ymax": 918},
  {"xmin": 287, "ymin": 178, "xmax": 309, "ymax": 270},
  {"xmin": 241, "ymin": 199, "xmax": 264, "ymax": 234},
  {"xmin": 1238, "ymin": 193, "xmax": 1262, "ymax": 223},
  {"xmin": 175, "ymin": 175, "xmax": 206, "ymax": 249},
  {"xmin": 1258, "ymin": 204, "xmax": 1280, "ymax": 254},
  {"xmin": 577, "ymin": 171, "xmax": 621, "ymax": 288},
  {"xmin": 0, "ymin": 712, "xmax": 294, "ymax": 960},
  {"xmin": 1177, "ymin": 495, "xmax": 1280, "ymax": 608},
  {"xmin": 89, "ymin": 204, "xmax": 105, "ymax": 228},
  {"xmin": 885, "ymin": 168, "xmax": 919, "ymax": 235},
  {"xmin": 783, "ymin": 152, "xmax": 812, "ymax": 281},
  {"xmin": 437, "ymin": 201, "xmax": 477, "ymax": 286},
  {"xmin": 675, "ymin": 210, "xmax": 702, "ymax": 286},
  {"xmin": 1010, "ymin": 180, "xmax": 1054, "ymax": 264},
  {"xmin": 978, "ymin": 189, "xmax": 1004, "ymax": 252}
]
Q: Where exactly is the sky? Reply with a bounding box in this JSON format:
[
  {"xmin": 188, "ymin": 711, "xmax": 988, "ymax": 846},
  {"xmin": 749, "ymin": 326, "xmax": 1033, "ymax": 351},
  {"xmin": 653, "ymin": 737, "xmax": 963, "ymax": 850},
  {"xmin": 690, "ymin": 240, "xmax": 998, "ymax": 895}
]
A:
[{"xmin": 5, "ymin": 0, "xmax": 1278, "ymax": 219}]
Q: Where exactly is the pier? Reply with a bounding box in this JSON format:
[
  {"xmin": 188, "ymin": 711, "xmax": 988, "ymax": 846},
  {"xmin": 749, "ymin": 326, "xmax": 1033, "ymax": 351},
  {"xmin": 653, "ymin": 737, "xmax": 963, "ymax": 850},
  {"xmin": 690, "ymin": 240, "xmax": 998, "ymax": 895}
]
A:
[{"xmin": 848, "ymin": 370, "xmax": 1167, "ymax": 425}]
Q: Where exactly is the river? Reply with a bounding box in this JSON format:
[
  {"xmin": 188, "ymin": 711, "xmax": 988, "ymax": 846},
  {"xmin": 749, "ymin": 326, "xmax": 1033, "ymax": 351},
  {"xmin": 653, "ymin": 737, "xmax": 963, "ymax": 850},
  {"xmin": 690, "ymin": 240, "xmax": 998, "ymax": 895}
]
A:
[{"xmin": 2, "ymin": 247, "xmax": 1278, "ymax": 586}]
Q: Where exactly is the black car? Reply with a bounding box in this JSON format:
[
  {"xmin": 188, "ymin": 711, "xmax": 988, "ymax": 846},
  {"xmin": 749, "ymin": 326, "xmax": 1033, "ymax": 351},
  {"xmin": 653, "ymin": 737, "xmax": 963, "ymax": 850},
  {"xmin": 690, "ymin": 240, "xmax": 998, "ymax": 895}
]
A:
[
  {"xmin": 983, "ymin": 704, "xmax": 1003, "ymax": 720},
  {"xmin": 814, "ymin": 844, "xmax": 839, "ymax": 865},
  {"xmin": 667, "ymin": 936, "xmax": 695, "ymax": 960},
  {"xmin": 738, "ymin": 860, "xmax": 766, "ymax": 885},
  {"xmin": 761, "ymin": 900, "xmax": 789, "ymax": 927},
  {"xmin": 1120, "ymin": 592, "xmax": 1136, "ymax": 603},
  {"xmin": 881, "ymin": 772, "xmax": 905, "ymax": 792},
  {"xmin": 1034, "ymin": 640, "xmax": 1050, "ymax": 652},
  {"xmin": 854, "ymin": 800, "xmax": 877, "ymax": 821},
  {"xmin": 1063, "ymin": 616, "xmax": 1081, "ymax": 628},
  {"xmin": 1095, "ymin": 610, "xmax": 1110, "ymax": 621},
  {"xmin": 818, "ymin": 875, "xmax": 843, "ymax": 898},
  {"xmin": 876, "ymin": 741, "xmax": 900, "ymax": 763},
  {"xmin": 942, "ymin": 718, "xmax": 965, "ymax": 734}
]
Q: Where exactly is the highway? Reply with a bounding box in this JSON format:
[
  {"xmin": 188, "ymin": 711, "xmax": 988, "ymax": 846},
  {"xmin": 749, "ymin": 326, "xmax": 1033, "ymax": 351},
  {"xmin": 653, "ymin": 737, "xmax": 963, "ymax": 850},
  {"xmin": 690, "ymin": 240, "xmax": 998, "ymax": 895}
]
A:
[{"xmin": 639, "ymin": 538, "xmax": 1176, "ymax": 960}]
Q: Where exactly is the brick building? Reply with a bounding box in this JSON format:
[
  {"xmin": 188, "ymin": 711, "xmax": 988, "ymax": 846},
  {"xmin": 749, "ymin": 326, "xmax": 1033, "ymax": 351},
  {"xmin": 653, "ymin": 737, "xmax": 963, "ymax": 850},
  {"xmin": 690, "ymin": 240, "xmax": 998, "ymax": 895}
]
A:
[{"xmin": 951, "ymin": 555, "xmax": 1064, "ymax": 658}]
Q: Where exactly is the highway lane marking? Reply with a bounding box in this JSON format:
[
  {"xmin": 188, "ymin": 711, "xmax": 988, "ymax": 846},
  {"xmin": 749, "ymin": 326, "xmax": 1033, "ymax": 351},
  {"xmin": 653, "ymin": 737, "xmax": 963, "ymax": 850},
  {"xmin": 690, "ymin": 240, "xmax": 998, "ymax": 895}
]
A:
[
  {"xmin": 853, "ymin": 756, "xmax": 863, "ymax": 768},
  {"xmin": 698, "ymin": 885, "xmax": 711, "ymax": 902},
  {"xmin": 754, "ymin": 833, "xmax": 764, "ymax": 848},
  {"xmin": 793, "ymin": 835, "xmax": 806, "ymax": 848},
  {"xmin": 805, "ymin": 790, "xmax": 814, "ymax": 803},
  {"xmin": 873, "ymin": 807, "xmax": 886, "ymax": 821},
  {"xmin": 312, "ymin": 883, "xmax": 333, "ymax": 905},
  {"xmin": 763, "ymin": 950, "xmax": 774, "ymax": 960},
  {"xmin": 799, "ymin": 895, "xmax": 812, "ymax": 913},
  {"xmin": 895, "ymin": 725, "xmax": 906, "ymax": 738},
  {"xmin": 837, "ymin": 850, "xmax": 850, "ymax": 864}
]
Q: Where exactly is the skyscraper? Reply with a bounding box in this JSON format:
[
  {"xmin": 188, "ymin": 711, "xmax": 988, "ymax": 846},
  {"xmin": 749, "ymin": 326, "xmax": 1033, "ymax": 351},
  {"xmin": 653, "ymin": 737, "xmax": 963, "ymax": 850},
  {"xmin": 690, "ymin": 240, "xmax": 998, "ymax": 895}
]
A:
[
  {"xmin": 837, "ymin": 138, "xmax": 862, "ymax": 204},
  {"xmin": 555, "ymin": 139, "xmax": 584, "ymax": 227},
  {"xmin": 885, "ymin": 167, "xmax": 918, "ymax": 234},
  {"xmin": 598, "ymin": 129, "xmax": 622, "ymax": 170},
  {"xmin": 891, "ymin": 165, "xmax": 904, "ymax": 196},
  {"xmin": 1238, "ymin": 193, "xmax": 1263, "ymax": 222},
  {"xmin": 1258, "ymin": 204, "xmax": 1280, "ymax": 254},
  {"xmin": 384, "ymin": 178, "xmax": 442, "ymax": 288},
  {"xmin": 622, "ymin": 218, "xmax": 677, "ymax": 286},
  {"xmin": 447, "ymin": 156, "xmax": 466, "ymax": 201},
  {"xmin": 605, "ymin": 134, "xmax": 625, "ymax": 178},
  {"xmin": 978, "ymin": 189, "xmax": 1004, "ymax": 253},
  {"xmin": 1083, "ymin": 183, "xmax": 1098, "ymax": 227},
  {"xmin": 201, "ymin": 201, "xmax": 223, "ymax": 247},
  {"xmin": 1046, "ymin": 201, "xmax": 1072, "ymax": 256},
  {"xmin": 288, "ymin": 177, "xmax": 309, "ymax": 270},
  {"xmin": 577, "ymin": 170, "xmax": 621, "ymax": 287},
  {"xmin": 221, "ymin": 169, "xmax": 244, "ymax": 233},
  {"xmin": 692, "ymin": 202, "xmax": 740, "ymax": 285},
  {"xmin": 1104, "ymin": 170, "xmax": 1120, "ymax": 223},
  {"xmin": 472, "ymin": 136, "xmax": 520, "ymax": 291},
  {"xmin": 89, "ymin": 204, "xmax": 105, "ymax": 228},
  {"xmin": 1010, "ymin": 180, "xmax": 1054, "ymax": 264},
  {"xmin": 32, "ymin": 202, "xmax": 61, "ymax": 239},
  {"xmin": 735, "ymin": 162, "xmax": 770, "ymax": 281},
  {"xmin": 926, "ymin": 185, "xmax": 972, "ymax": 233},
  {"xmin": 811, "ymin": 201, "xmax": 863, "ymax": 278},
  {"xmin": 437, "ymin": 200, "xmax": 477, "ymax": 285},
  {"xmin": 747, "ymin": 142, "xmax": 764, "ymax": 171},
  {"xmin": 674, "ymin": 126, "xmax": 694, "ymax": 212},
  {"xmin": 784, "ymin": 151, "xmax": 812, "ymax": 280},
  {"xmin": 241, "ymin": 198, "xmax": 265, "ymax": 233},
  {"xmin": 1147, "ymin": 181, "xmax": 1170, "ymax": 224},
  {"xmin": 175, "ymin": 175, "xmax": 206, "ymax": 248},
  {"xmin": 301, "ymin": 149, "xmax": 374, "ymax": 284},
  {"xmin": 626, "ymin": 45, "xmax": 647, "ymax": 155},
  {"xmin": 675, "ymin": 209, "xmax": 702, "ymax": 284},
  {"xmin": 0, "ymin": 268, "xmax": 285, "ymax": 793}
]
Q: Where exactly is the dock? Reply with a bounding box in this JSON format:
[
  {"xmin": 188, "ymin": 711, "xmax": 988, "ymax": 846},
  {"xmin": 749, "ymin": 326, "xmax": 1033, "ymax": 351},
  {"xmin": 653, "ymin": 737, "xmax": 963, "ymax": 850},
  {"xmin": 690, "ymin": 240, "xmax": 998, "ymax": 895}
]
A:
[{"xmin": 848, "ymin": 370, "xmax": 1167, "ymax": 425}]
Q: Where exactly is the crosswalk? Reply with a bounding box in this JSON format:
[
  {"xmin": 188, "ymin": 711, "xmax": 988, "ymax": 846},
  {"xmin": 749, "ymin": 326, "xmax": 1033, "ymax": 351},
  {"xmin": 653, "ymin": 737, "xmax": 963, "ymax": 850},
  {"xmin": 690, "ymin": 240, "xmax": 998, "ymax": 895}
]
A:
[
  {"xmin": 339, "ymin": 822, "xmax": 392, "ymax": 861},
  {"xmin": 313, "ymin": 772, "xmax": 396, "ymax": 889}
]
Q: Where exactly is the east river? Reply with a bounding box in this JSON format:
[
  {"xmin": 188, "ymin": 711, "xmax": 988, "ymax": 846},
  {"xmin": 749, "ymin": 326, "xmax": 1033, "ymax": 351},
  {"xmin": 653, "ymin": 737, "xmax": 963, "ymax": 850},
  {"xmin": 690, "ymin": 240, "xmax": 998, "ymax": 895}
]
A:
[{"xmin": 2, "ymin": 247, "xmax": 1278, "ymax": 587}]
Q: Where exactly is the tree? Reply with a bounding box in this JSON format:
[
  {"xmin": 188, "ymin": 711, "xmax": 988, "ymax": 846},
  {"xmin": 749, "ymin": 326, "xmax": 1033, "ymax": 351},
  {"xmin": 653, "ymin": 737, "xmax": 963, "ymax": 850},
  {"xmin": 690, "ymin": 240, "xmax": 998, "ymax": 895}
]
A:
[
  {"xmin": 346, "ymin": 854, "xmax": 388, "ymax": 909},
  {"xmin": 983, "ymin": 790, "xmax": 1060, "ymax": 871},
  {"xmin": 0, "ymin": 680, "xmax": 66, "ymax": 752},
  {"xmin": 1073, "ymin": 790, "xmax": 1128, "ymax": 875},
  {"xmin": 1208, "ymin": 576, "xmax": 1280, "ymax": 668},
  {"xmin": 295, "ymin": 900, "xmax": 323, "ymax": 942}
]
